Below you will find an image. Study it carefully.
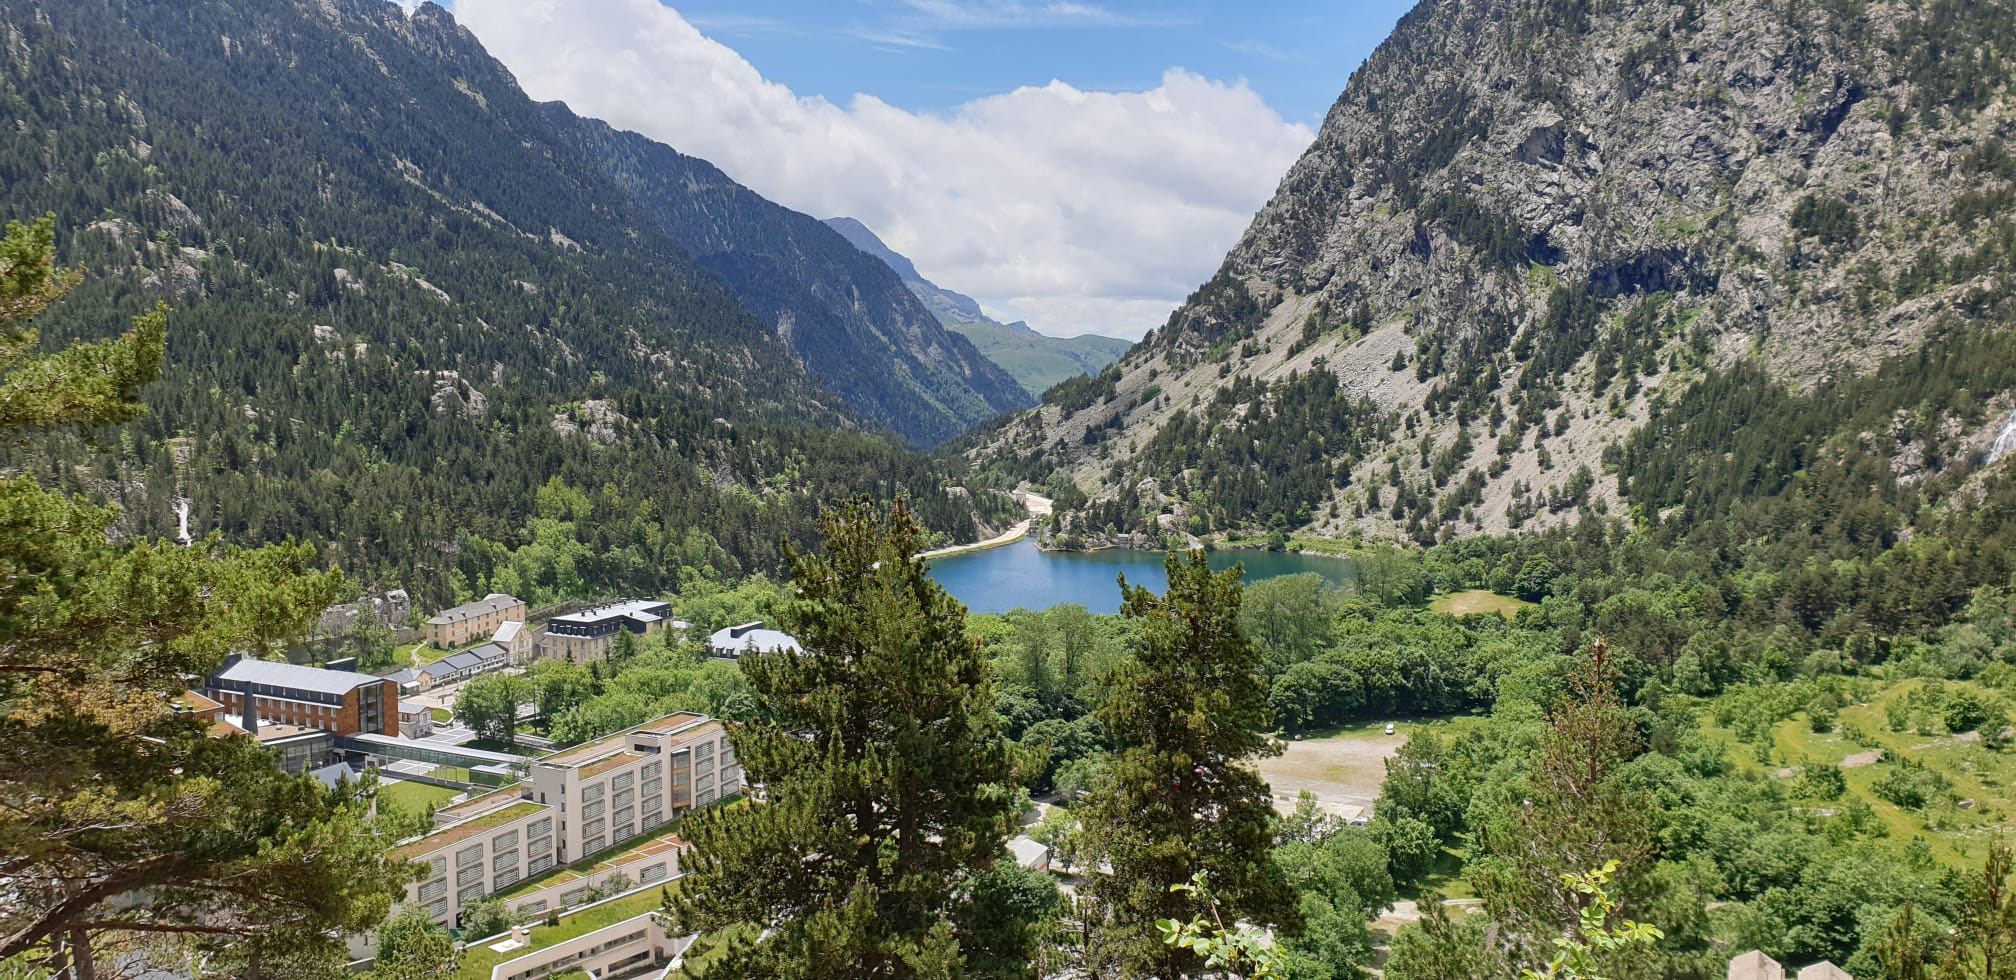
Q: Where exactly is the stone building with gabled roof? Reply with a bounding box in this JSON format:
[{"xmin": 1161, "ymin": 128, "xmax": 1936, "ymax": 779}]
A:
[{"xmin": 423, "ymin": 593, "xmax": 525, "ymax": 650}]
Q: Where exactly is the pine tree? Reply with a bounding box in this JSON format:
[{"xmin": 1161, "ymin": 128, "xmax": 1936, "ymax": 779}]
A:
[
  {"xmin": 0, "ymin": 217, "xmax": 410, "ymax": 976},
  {"xmin": 1469, "ymin": 640, "xmax": 1659, "ymax": 976},
  {"xmin": 666, "ymin": 500, "xmax": 1018, "ymax": 977},
  {"xmin": 1075, "ymin": 551, "xmax": 1298, "ymax": 978}
]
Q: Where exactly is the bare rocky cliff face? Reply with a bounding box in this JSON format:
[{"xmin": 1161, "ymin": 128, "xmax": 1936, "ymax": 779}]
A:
[{"xmin": 978, "ymin": 0, "xmax": 2016, "ymax": 548}]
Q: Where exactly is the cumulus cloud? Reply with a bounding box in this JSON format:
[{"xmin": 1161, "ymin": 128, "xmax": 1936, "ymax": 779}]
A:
[{"xmin": 455, "ymin": 0, "xmax": 1312, "ymax": 339}]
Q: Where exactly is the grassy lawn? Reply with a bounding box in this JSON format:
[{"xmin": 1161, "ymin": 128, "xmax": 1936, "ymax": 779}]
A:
[
  {"xmin": 1429, "ymin": 590, "xmax": 1533, "ymax": 620},
  {"xmin": 1698, "ymin": 679, "xmax": 2016, "ymax": 870},
  {"xmin": 431, "ymin": 707, "xmax": 454, "ymax": 724},
  {"xmin": 453, "ymin": 889, "xmax": 669, "ymax": 980},
  {"xmin": 378, "ymin": 778, "xmax": 458, "ymax": 813}
]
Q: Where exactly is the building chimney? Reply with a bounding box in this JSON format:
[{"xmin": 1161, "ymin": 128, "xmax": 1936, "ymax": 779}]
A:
[{"xmin": 243, "ymin": 699, "xmax": 260, "ymax": 736}]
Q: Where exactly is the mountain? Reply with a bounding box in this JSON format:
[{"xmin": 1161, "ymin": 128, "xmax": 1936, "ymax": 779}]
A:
[
  {"xmin": 0, "ymin": 0, "xmax": 1015, "ymax": 605},
  {"xmin": 937, "ymin": 318, "xmax": 1135, "ymax": 400},
  {"xmin": 823, "ymin": 217, "xmax": 1134, "ymax": 395},
  {"xmin": 824, "ymin": 216, "xmax": 990, "ymax": 325},
  {"xmin": 973, "ymin": 0, "xmax": 2016, "ymax": 551},
  {"xmin": 549, "ymin": 123, "xmax": 1032, "ymax": 448}
]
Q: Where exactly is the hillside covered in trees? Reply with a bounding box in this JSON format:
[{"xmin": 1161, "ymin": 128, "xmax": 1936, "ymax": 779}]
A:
[{"xmin": 0, "ymin": 0, "xmax": 1019, "ymax": 607}]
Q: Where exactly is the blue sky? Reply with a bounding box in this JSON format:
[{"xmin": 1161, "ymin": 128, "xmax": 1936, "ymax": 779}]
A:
[
  {"xmin": 453, "ymin": 0, "xmax": 1418, "ymax": 339},
  {"xmin": 670, "ymin": 1, "xmax": 1415, "ymax": 126}
]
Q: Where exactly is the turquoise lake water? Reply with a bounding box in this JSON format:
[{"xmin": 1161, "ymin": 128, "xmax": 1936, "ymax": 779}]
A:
[{"xmin": 925, "ymin": 538, "xmax": 1358, "ymax": 615}]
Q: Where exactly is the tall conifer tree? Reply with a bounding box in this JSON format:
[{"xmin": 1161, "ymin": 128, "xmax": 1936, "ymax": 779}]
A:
[
  {"xmin": 667, "ymin": 500, "xmax": 1017, "ymax": 977},
  {"xmin": 1076, "ymin": 551, "xmax": 1298, "ymax": 978},
  {"xmin": 0, "ymin": 217, "xmax": 410, "ymax": 977}
]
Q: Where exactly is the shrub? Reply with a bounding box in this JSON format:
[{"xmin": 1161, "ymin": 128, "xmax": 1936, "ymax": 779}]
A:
[{"xmin": 1871, "ymin": 759, "xmax": 1950, "ymax": 810}]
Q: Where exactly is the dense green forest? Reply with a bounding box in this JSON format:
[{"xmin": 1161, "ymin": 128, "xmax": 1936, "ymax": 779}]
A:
[{"xmin": 0, "ymin": 0, "xmax": 1016, "ymax": 608}]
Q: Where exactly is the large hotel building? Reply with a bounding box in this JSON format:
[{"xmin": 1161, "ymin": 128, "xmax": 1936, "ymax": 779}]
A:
[{"xmin": 389, "ymin": 712, "xmax": 739, "ymax": 927}]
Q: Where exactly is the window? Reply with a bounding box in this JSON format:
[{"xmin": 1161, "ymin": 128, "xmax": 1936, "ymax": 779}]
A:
[
  {"xmin": 697, "ymin": 787, "xmax": 716, "ymax": 806},
  {"xmin": 456, "ymin": 864, "xmax": 486, "ymax": 887},
  {"xmin": 420, "ymin": 880, "xmax": 447, "ymax": 901},
  {"xmin": 695, "ymin": 742, "xmax": 714, "ymax": 760},
  {"xmin": 642, "ymin": 794, "xmax": 662, "ymax": 815},
  {"xmin": 527, "ymin": 855, "xmax": 553, "ymax": 875},
  {"xmin": 613, "ymin": 806, "xmax": 634, "ymax": 827},
  {"xmin": 643, "ymin": 760, "xmax": 661, "ymax": 778},
  {"xmin": 430, "ymin": 856, "xmax": 447, "ymax": 877},
  {"xmin": 582, "ymin": 800, "xmax": 604, "ymax": 820},
  {"xmin": 458, "ymin": 883, "xmax": 487, "ymax": 905},
  {"xmin": 639, "ymin": 863, "xmax": 668, "ymax": 884},
  {"xmin": 583, "ymin": 783, "xmax": 605, "ymax": 802},
  {"xmin": 612, "ymin": 823, "xmax": 635, "ymax": 843},
  {"xmin": 528, "ymin": 817, "xmax": 551, "ymax": 837},
  {"xmin": 642, "ymin": 777, "xmax": 663, "ymax": 798},
  {"xmin": 561, "ymin": 888, "xmax": 587, "ymax": 907},
  {"xmin": 642, "ymin": 812, "xmax": 663, "ymax": 830},
  {"xmin": 425, "ymin": 897, "xmax": 449, "ymax": 918},
  {"xmin": 696, "ymin": 774, "xmax": 714, "ymax": 792},
  {"xmin": 529, "ymin": 836, "xmax": 552, "ymax": 857},
  {"xmin": 494, "ymin": 830, "xmax": 519, "ymax": 851},
  {"xmin": 614, "ymin": 788, "xmax": 634, "ymax": 808},
  {"xmin": 491, "ymin": 867, "xmax": 520, "ymax": 890},
  {"xmin": 583, "ymin": 818, "xmax": 605, "ymax": 839},
  {"xmin": 520, "ymin": 900, "xmax": 547, "ymax": 916},
  {"xmin": 583, "ymin": 836, "xmax": 605, "ymax": 854},
  {"xmin": 493, "ymin": 850, "xmax": 517, "ymax": 872},
  {"xmin": 456, "ymin": 844, "xmax": 484, "ymax": 867},
  {"xmin": 612, "ymin": 772, "xmax": 634, "ymax": 791},
  {"xmin": 672, "ymin": 770, "xmax": 690, "ymax": 785}
]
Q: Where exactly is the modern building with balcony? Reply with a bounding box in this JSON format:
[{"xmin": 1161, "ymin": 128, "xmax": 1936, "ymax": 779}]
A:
[{"xmin": 389, "ymin": 712, "xmax": 738, "ymax": 927}]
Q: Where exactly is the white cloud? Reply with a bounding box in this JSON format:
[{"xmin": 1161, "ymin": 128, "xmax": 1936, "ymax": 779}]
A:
[{"xmin": 455, "ymin": 0, "xmax": 1312, "ymax": 340}]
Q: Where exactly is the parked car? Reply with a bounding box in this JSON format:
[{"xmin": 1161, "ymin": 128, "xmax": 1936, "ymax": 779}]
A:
[{"xmin": 1384, "ymin": 723, "xmax": 1397, "ymax": 735}]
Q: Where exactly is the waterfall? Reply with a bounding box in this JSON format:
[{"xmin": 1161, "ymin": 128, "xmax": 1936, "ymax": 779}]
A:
[
  {"xmin": 174, "ymin": 497, "xmax": 193, "ymax": 547},
  {"xmin": 1992, "ymin": 409, "xmax": 2016, "ymax": 467}
]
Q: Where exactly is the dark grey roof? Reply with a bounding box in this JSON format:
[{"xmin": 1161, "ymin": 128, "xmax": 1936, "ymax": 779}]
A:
[
  {"xmin": 548, "ymin": 598, "xmax": 671, "ymax": 626},
  {"xmin": 214, "ymin": 657, "xmax": 383, "ymax": 696}
]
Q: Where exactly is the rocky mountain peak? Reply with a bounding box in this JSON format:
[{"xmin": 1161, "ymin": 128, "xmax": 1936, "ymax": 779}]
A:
[{"xmin": 979, "ymin": 0, "xmax": 2016, "ymax": 548}]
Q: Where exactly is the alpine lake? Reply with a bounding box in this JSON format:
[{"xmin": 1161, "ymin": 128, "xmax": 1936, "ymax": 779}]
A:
[{"xmin": 925, "ymin": 538, "xmax": 1358, "ymax": 615}]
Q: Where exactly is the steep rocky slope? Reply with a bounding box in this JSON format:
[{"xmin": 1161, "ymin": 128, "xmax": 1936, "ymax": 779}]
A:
[
  {"xmin": 976, "ymin": 0, "xmax": 2016, "ymax": 549},
  {"xmin": 551, "ymin": 121, "xmax": 1033, "ymax": 447},
  {"xmin": 824, "ymin": 216, "xmax": 1134, "ymax": 395}
]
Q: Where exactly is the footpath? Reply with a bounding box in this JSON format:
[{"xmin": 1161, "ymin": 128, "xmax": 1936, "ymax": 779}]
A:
[{"xmin": 913, "ymin": 492, "xmax": 1054, "ymax": 560}]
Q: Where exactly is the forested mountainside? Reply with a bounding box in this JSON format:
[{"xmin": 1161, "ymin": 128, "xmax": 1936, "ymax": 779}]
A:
[
  {"xmin": 824, "ymin": 216, "xmax": 1135, "ymax": 394},
  {"xmin": 551, "ymin": 119, "xmax": 1032, "ymax": 447},
  {"xmin": 975, "ymin": 0, "xmax": 2016, "ymax": 554},
  {"xmin": 0, "ymin": 0, "xmax": 1015, "ymax": 608}
]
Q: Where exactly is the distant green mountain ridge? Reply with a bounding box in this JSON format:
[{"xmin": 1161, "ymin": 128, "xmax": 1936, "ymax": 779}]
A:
[{"xmin": 823, "ymin": 217, "xmax": 1133, "ymax": 395}]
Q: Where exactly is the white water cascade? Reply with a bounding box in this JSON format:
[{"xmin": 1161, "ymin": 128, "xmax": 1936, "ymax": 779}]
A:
[
  {"xmin": 1992, "ymin": 409, "xmax": 2016, "ymax": 467},
  {"xmin": 174, "ymin": 496, "xmax": 193, "ymax": 547}
]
